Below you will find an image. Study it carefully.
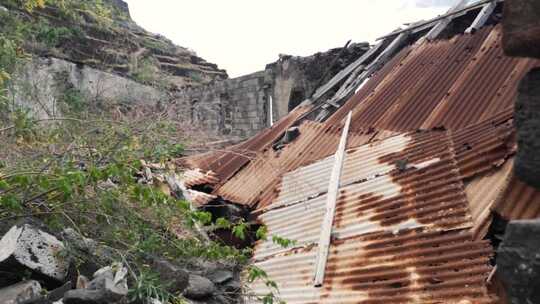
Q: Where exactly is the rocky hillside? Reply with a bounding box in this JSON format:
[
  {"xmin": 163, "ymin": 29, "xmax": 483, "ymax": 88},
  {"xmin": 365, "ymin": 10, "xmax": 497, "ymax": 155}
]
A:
[{"xmin": 0, "ymin": 0, "xmax": 228, "ymax": 89}]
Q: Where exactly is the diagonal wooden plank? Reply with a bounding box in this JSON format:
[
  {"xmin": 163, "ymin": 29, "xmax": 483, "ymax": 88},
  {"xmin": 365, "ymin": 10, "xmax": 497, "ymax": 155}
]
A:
[{"xmin": 313, "ymin": 111, "xmax": 352, "ymax": 287}]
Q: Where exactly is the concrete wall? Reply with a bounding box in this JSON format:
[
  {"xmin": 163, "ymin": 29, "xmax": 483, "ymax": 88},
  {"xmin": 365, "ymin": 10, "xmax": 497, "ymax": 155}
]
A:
[{"xmin": 9, "ymin": 57, "xmax": 167, "ymax": 120}]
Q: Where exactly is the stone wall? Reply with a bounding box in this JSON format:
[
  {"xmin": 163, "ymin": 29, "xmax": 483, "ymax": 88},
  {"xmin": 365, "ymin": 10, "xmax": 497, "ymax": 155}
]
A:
[
  {"xmin": 9, "ymin": 57, "xmax": 167, "ymax": 120},
  {"xmin": 175, "ymin": 42, "xmax": 370, "ymax": 138},
  {"xmin": 175, "ymin": 71, "xmax": 271, "ymax": 138}
]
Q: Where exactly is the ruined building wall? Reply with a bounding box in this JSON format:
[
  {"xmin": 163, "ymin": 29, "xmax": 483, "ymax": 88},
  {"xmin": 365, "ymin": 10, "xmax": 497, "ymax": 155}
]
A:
[
  {"xmin": 177, "ymin": 42, "xmax": 370, "ymax": 138},
  {"xmin": 175, "ymin": 71, "xmax": 272, "ymax": 138}
]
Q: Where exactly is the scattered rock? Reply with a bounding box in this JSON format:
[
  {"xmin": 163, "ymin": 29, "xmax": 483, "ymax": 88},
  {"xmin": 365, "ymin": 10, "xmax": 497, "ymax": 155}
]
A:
[
  {"xmin": 63, "ymin": 263, "xmax": 128, "ymax": 304},
  {"xmin": 152, "ymin": 258, "xmax": 189, "ymax": 293},
  {"xmin": 46, "ymin": 282, "xmax": 72, "ymax": 302},
  {"xmin": 0, "ymin": 224, "xmax": 69, "ymax": 284},
  {"xmin": 206, "ymin": 269, "xmax": 233, "ymax": 285},
  {"xmin": 63, "ymin": 289, "xmax": 108, "ymax": 304},
  {"xmin": 0, "ymin": 5, "xmax": 7, "ymax": 13},
  {"xmin": 498, "ymin": 219, "xmax": 540, "ymax": 304},
  {"xmin": 0, "ymin": 281, "xmax": 42, "ymax": 304},
  {"xmin": 183, "ymin": 275, "xmax": 216, "ymax": 300},
  {"xmin": 61, "ymin": 228, "xmax": 114, "ymax": 277}
]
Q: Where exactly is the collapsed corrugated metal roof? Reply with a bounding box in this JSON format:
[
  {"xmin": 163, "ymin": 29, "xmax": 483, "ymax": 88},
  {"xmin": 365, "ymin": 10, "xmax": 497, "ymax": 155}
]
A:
[
  {"xmin": 215, "ymin": 121, "xmax": 394, "ymax": 206},
  {"xmin": 327, "ymin": 25, "xmax": 538, "ymax": 131},
  {"xmin": 178, "ymin": 3, "xmax": 540, "ymax": 303},
  {"xmin": 177, "ymin": 105, "xmax": 312, "ymax": 185}
]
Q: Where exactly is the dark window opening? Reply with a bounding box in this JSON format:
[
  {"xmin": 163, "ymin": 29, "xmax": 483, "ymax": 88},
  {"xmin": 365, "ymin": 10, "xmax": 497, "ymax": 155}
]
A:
[{"xmin": 288, "ymin": 89, "xmax": 305, "ymax": 112}]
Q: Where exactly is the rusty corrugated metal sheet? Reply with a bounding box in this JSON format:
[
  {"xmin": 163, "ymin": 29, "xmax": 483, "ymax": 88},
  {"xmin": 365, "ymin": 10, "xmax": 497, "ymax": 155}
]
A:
[
  {"xmin": 449, "ymin": 109, "xmax": 516, "ymax": 180},
  {"xmin": 247, "ymin": 125, "xmax": 496, "ymax": 303},
  {"xmin": 327, "ymin": 25, "xmax": 538, "ymax": 132},
  {"xmin": 181, "ymin": 168, "xmax": 220, "ymax": 187},
  {"xmin": 263, "ymin": 130, "xmax": 452, "ymax": 210},
  {"xmin": 254, "ymin": 142, "xmax": 471, "ymax": 259},
  {"xmin": 248, "ymin": 228, "xmax": 494, "ymax": 304},
  {"xmin": 178, "ymin": 105, "xmax": 312, "ymax": 185},
  {"xmin": 186, "ymin": 189, "xmax": 217, "ymax": 207},
  {"xmin": 494, "ymin": 173, "xmax": 540, "ymax": 220},
  {"xmin": 214, "ymin": 121, "xmax": 391, "ymax": 206},
  {"xmin": 465, "ymin": 159, "xmax": 514, "ymax": 240}
]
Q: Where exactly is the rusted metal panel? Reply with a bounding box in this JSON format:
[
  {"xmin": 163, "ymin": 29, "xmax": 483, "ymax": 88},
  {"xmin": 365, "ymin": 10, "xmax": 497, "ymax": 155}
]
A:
[
  {"xmin": 326, "ymin": 25, "xmax": 539, "ymax": 133},
  {"xmin": 181, "ymin": 168, "xmax": 220, "ymax": 187},
  {"xmin": 495, "ymin": 172, "xmax": 540, "ymax": 220},
  {"xmin": 449, "ymin": 109, "xmax": 516, "ymax": 180},
  {"xmin": 465, "ymin": 159, "xmax": 514, "ymax": 240},
  {"xmin": 265, "ymin": 130, "xmax": 452, "ymax": 210},
  {"xmin": 214, "ymin": 121, "xmax": 389, "ymax": 206},
  {"xmin": 248, "ymin": 229, "xmax": 495, "ymax": 304},
  {"xmin": 253, "ymin": 130, "xmax": 471, "ymax": 256},
  {"xmin": 179, "ymin": 105, "xmax": 312, "ymax": 186}
]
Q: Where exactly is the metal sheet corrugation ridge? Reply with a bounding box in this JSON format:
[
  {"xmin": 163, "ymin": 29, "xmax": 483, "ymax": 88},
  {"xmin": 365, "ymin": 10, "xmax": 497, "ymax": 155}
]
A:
[
  {"xmin": 268, "ymin": 130, "xmax": 449, "ymax": 209},
  {"xmin": 465, "ymin": 158, "xmax": 514, "ymax": 240},
  {"xmin": 449, "ymin": 109, "xmax": 515, "ymax": 180},
  {"xmin": 380, "ymin": 27, "xmax": 491, "ymax": 131},
  {"xmin": 325, "ymin": 25, "xmax": 537, "ymax": 133},
  {"xmin": 248, "ymin": 229, "xmax": 495, "ymax": 304},
  {"xmin": 326, "ymin": 47, "xmax": 411, "ymax": 126},
  {"xmin": 495, "ymin": 173, "xmax": 540, "ymax": 220},
  {"xmin": 215, "ymin": 121, "xmax": 390, "ymax": 206}
]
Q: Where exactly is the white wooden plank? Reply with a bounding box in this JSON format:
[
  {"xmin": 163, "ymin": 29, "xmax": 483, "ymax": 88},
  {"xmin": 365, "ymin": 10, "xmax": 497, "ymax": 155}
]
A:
[
  {"xmin": 313, "ymin": 111, "xmax": 352, "ymax": 287},
  {"xmin": 465, "ymin": 1, "xmax": 497, "ymax": 34},
  {"xmin": 424, "ymin": 0, "xmax": 470, "ymax": 41}
]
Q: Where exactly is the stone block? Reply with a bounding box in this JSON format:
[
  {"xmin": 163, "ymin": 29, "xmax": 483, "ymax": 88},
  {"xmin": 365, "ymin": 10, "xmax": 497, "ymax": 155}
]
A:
[
  {"xmin": 0, "ymin": 281, "xmax": 42, "ymax": 304},
  {"xmin": 503, "ymin": 0, "xmax": 540, "ymax": 58},
  {"xmin": 0, "ymin": 224, "xmax": 68, "ymax": 283},
  {"xmin": 498, "ymin": 219, "xmax": 540, "ymax": 304}
]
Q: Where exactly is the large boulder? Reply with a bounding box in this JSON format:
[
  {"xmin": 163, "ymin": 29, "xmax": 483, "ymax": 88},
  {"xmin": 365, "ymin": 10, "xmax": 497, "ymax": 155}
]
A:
[
  {"xmin": 63, "ymin": 263, "xmax": 128, "ymax": 304},
  {"xmin": 503, "ymin": 0, "xmax": 540, "ymax": 58},
  {"xmin": 0, "ymin": 224, "xmax": 69, "ymax": 286},
  {"xmin": 497, "ymin": 219, "xmax": 540, "ymax": 304},
  {"xmin": 152, "ymin": 258, "xmax": 189, "ymax": 293},
  {"xmin": 514, "ymin": 68, "xmax": 540, "ymax": 189},
  {"xmin": 183, "ymin": 275, "xmax": 216, "ymax": 300},
  {"xmin": 0, "ymin": 281, "xmax": 42, "ymax": 304}
]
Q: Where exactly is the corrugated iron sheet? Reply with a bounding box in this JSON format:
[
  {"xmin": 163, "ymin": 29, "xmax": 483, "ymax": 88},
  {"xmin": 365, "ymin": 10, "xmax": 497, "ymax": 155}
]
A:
[
  {"xmin": 264, "ymin": 130, "xmax": 452, "ymax": 210},
  {"xmin": 248, "ymin": 229, "xmax": 494, "ymax": 304},
  {"xmin": 465, "ymin": 159, "xmax": 514, "ymax": 240},
  {"xmin": 327, "ymin": 25, "xmax": 538, "ymax": 132},
  {"xmin": 181, "ymin": 168, "xmax": 220, "ymax": 187},
  {"xmin": 177, "ymin": 105, "xmax": 312, "ymax": 184},
  {"xmin": 246, "ymin": 124, "xmax": 497, "ymax": 303},
  {"xmin": 495, "ymin": 172, "xmax": 540, "ymax": 220},
  {"xmin": 214, "ymin": 121, "xmax": 392, "ymax": 206},
  {"xmin": 449, "ymin": 109, "xmax": 516, "ymax": 180}
]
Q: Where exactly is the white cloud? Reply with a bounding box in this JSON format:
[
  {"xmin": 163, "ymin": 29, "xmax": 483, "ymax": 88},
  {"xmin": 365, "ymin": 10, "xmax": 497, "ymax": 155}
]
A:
[{"xmin": 125, "ymin": 0, "xmax": 450, "ymax": 77}]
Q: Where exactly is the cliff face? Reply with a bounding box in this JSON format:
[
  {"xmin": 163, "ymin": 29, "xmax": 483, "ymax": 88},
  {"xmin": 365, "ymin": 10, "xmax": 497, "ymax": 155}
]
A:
[{"xmin": 0, "ymin": 0, "xmax": 228, "ymax": 89}]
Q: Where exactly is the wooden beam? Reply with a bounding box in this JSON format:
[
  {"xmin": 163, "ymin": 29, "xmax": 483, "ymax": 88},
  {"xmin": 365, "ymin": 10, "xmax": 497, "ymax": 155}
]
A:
[
  {"xmin": 315, "ymin": 32, "xmax": 409, "ymax": 122},
  {"xmin": 465, "ymin": 1, "xmax": 497, "ymax": 34},
  {"xmin": 376, "ymin": 0, "xmax": 503, "ymax": 41},
  {"xmin": 313, "ymin": 112, "xmax": 352, "ymax": 287},
  {"xmin": 424, "ymin": 0, "xmax": 470, "ymax": 41}
]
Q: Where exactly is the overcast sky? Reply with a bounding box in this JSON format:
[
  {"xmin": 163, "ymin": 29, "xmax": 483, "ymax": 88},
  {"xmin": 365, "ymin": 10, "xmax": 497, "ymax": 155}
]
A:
[{"xmin": 125, "ymin": 0, "xmax": 455, "ymax": 77}]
